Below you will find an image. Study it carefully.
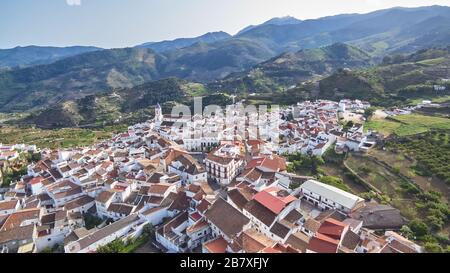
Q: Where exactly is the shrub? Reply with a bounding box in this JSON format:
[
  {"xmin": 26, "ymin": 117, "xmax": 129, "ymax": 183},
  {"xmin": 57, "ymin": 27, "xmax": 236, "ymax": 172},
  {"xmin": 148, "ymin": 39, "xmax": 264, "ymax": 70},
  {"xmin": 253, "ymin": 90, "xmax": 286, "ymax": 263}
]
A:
[
  {"xmin": 424, "ymin": 242, "xmax": 444, "ymax": 253},
  {"xmin": 408, "ymin": 219, "xmax": 428, "ymax": 237}
]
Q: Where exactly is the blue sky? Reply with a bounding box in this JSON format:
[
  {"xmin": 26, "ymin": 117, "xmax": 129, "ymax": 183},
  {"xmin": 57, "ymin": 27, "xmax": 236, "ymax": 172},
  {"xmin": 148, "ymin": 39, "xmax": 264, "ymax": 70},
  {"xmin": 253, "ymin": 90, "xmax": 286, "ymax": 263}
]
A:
[{"xmin": 1, "ymin": 0, "xmax": 449, "ymax": 49}]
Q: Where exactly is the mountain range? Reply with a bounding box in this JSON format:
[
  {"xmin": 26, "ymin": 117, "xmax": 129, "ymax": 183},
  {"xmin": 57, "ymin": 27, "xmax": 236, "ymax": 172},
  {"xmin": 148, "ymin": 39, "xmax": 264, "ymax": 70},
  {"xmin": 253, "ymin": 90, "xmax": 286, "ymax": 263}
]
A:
[
  {"xmin": 0, "ymin": 5, "xmax": 450, "ymax": 121},
  {"xmin": 208, "ymin": 42, "xmax": 373, "ymax": 93},
  {"xmin": 136, "ymin": 31, "xmax": 231, "ymax": 53},
  {"xmin": 0, "ymin": 46, "xmax": 101, "ymax": 69},
  {"xmin": 24, "ymin": 46, "xmax": 450, "ymax": 129}
]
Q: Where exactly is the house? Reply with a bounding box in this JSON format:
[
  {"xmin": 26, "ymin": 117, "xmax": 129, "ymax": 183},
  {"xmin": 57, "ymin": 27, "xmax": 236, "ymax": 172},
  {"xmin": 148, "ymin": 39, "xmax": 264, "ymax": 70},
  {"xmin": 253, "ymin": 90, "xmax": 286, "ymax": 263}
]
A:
[
  {"xmin": 35, "ymin": 210, "xmax": 82, "ymax": 252},
  {"xmin": 165, "ymin": 150, "xmax": 207, "ymax": 185},
  {"xmin": 205, "ymin": 144, "xmax": 244, "ymax": 185},
  {"xmin": 243, "ymin": 187, "xmax": 298, "ymax": 241},
  {"xmin": 64, "ymin": 195, "xmax": 95, "ymax": 214},
  {"xmin": 95, "ymin": 191, "xmax": 116, "ymax": 219},
  {"xmin": 30, "ymin": 176, "xmax": 45, "ymax": 195},
  {"xmin": 45, "ymin": 180, "xmax": 84, "ymax": 207},
  {"xmin": 229, "ymin": 228, "xmax": 275, "ymax": 253},
  {"xmin": 227, "ymin": 188, "xmax": 253, "ymax": 211},
  {"xmin": 245, "ymin": 155, "xmax": 287, "ymax": 173},
  {"xmin": 0, "ymin": 200, "xmax": 21, "ymax": 216},
  {"xmin": 381, "ymin": 231, "xmax": 422, "ymax": 253},
  {"xmin": 64, "ymin": 214, "xmax": 145, "ymax": 253},
  {"xmin": 306, "ymin": 218, "xmax": 349, "ymax": 253},
  {"xmin": 106, "ymin": 203, "xmax": 135, "ymax": 220},
  {"xmin": 155, "ymin": 211, "xmax": 189, "ymax": 253},
  {"xmin": 0, "ymin": 224, "xmax": 36, "ymax": 253},
  {"xmin": 186, "ymin": 219, "xmax": 211, "ymax": 250},
  {"xmin": 0, "ymin": 208, "xmax": 41, "ymax": 253},
  {"xmin": 299, "ymin": 180, "xmax": 365, "ymax": 214},
  {"xmin": 139, "ymin": 206, "xmax": 168, "ymax": 226},
  {"xmin": 204, "ymin": 198, "xmax": 250, "ymax": 242}
]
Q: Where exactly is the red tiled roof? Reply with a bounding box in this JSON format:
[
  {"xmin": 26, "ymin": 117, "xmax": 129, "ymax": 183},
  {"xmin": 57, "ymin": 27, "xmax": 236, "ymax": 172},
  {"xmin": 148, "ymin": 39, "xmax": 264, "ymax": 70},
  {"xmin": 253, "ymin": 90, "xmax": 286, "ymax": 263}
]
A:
[
  {"xmin": 30, "ymin": 176, "xmax": 44, "ymax": 185},
  {"xmin": 204, "ymin": 237, "xmax": 228, "ymax": 253},
  {"xmin": 252, "ymin": 188, "xmax": 296, "ymax": 214},
  {"xmin": 253, "ymin": 191, "xmax": 285, "ymax": 214},
  {"xmin": 307, "ymin": 233, "xmax": 339, "ymax": 253},
  {"xmin": 245, "ymin": 155, "xmax": 286, "ymax": 172},
  {"xmin": 189, "ymin": 212, "xmax": 202, "ymax": 222},
  {"xmin": 317, "ymin": 218, "xmax": 346, "ymax": 240}
]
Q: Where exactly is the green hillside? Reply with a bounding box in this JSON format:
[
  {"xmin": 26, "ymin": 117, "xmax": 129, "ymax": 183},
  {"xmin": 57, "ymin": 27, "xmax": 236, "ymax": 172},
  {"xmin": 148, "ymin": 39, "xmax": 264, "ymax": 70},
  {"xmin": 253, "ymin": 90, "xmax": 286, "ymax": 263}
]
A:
[
  {"xmin": 319, "ymin": 46, "xmax": 450, "ymax": 105},
  {"xmin": 208, "ymin": 43, "xmax": 373, "ymax": 93}
]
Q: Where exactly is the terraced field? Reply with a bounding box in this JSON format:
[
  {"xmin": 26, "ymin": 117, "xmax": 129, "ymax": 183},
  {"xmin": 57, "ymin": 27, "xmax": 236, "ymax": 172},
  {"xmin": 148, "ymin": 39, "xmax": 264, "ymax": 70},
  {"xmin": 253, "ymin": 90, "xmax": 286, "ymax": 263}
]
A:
[{"xmin": 365, "ymin": 113, "xmax": 450, "ymax": 136}]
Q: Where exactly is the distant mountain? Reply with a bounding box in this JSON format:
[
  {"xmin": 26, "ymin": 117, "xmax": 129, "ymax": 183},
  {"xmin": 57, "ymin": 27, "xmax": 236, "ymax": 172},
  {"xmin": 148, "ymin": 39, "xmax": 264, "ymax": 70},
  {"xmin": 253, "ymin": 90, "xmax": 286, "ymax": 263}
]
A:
[
  {"xmin": 208, "ymin": 43, "xmax": 373, "ymax": 93},
  {"xmin": 0, "ymin": 46, "xmax": 101, "ymax": 68},
  {"xmin": 136, "ymin": 31, "xmax": 231, "ymax": 52},
  {"xmin": 237, "ymin": 16, "xmax": 302, "ymax": 35},
  {"xmin": 0, "ymin": 48, "xmax": 164, "ymax": 112},
  {"xmin": 236, "ymin": 5, "xmax": 450, "ymax": 54},
  {"xmin": 0, "ymin": 40, "xmax": 272, "ymax": 111},
  {"xmin": 160, "ymin": 38, "xmax": 274, "ymax": 82},
  {"xmin": 1, "ymin": 5, "xmax": 450, "ymax": 112}
]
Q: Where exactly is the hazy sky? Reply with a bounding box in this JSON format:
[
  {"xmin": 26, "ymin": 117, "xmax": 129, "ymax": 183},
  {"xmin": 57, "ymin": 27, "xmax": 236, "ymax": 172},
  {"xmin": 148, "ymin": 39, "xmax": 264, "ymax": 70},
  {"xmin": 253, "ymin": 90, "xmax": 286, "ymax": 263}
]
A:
[{"xmin": 1, "ymin": 0, "xmax": 449, "ymax": 49}]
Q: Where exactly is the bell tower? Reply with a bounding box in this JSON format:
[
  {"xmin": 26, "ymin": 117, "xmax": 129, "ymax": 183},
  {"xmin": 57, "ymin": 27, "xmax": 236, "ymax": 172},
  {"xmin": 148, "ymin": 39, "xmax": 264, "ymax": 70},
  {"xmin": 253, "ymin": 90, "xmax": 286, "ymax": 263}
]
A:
[{"xmin": 155, "ymin": 103, "xmax": 163, "ymax": 125}]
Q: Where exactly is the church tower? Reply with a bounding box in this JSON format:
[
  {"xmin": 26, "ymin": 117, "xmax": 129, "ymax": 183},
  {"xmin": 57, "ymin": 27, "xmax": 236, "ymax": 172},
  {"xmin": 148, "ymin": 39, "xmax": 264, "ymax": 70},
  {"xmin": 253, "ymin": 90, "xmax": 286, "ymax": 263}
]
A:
[{"xmin": 155, "ymin": 103, "xmax": 163, "ymax": 125}]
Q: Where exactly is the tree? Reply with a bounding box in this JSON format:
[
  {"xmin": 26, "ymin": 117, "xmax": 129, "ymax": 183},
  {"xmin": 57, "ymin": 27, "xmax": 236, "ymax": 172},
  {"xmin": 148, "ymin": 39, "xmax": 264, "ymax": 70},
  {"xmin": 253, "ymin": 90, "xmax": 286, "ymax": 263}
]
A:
[
  {"xmin": 143, "ymin": 223, "xmax": 156, "ymax": 239},
  {"xmin": 408, "ymin": 219, "xmax": 428, "ymax": 237},
  {"xmin": 97, "ymin": 239, "xmax": 126, "ymax": 253},
  {"xmin": 400, "ymin": 225, "xmax": 414, "ymax": 239},
  {"xmin": 364, "ymin": 107, "xmax": 377, "ymax": 119},
  {"xmin": 343, "ymin": 121, "xmax": 354, "ymax": 133},
  {"xmin": 319, "ymin": 176, "xmax": 351, "ymax": 192},
  {"xmin": 424, "ymin": 242, "xmax": 444, "ymax": 253}
]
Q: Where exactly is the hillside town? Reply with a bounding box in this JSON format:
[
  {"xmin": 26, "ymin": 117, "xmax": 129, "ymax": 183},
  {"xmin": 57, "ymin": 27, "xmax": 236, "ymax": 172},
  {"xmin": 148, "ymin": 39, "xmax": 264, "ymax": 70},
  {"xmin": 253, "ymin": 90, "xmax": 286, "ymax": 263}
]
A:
[{"xmin": 0, "ymin": 99, "xmax": 422, "ymax": 253}]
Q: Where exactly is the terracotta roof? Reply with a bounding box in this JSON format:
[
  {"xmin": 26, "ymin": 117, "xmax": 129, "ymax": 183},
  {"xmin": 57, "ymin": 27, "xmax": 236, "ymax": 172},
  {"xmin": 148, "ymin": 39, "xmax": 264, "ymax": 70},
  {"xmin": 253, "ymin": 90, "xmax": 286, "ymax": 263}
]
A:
[
  {"xmin": 304, "ymin": 218, "xmax": 321, "ymax": 233},
  {"xmin": 246, "ymin": 155, "xmax": 286, "ymax": 172},
  {"xmin": 317, "ymin": 218, "xmax": 346, "ymax": 240},
  {"xmin": 148, "ymin": 184, "xmax": 171, "ymax": 195},
  {"xmin": 284, "ymin": 209, "xmax": 303, "ymax": 224},
  {"xmin": 0, "ymin": 200, "xmax": 19, "ymax": 211},
  {"xmin": 206, "ymin": 153, "xmax": 233, "ymax": 165},
  {"xmin": 95, "ymin": 191, "xmax": 115, "ymax": 203},
  {"xmin": 30, "ymin": 176, "xmax": 44, "ymax": 185},
  {"xmin": 203, "ymin": 237, "xmax": 228, "ymax": 253},
  {"xmin": 232, "ymin": 231, "xmax": 268, "ymax": 253},
  {"xmin": 107, "ymin": 203, "xmax": 134, "ymax": 215},
  {"xmin": 168, "ymin": 191, "xmax": 189, "ymax": 212},
  {"xmin": 64, "ymin": 195, "xmax": 95, "ymax": 210},
  {"xmin": 307, "ymin": 233, "xmax": 339, "ymax": 253},
  {"xmin": 253, "ymin": 190, "xmax": 287, "ymax": 214},
  {"xmin": 0, "ymin": 224, "xmax": 35, "ymax": 244},
  {"xmin": 196, "ymin": 199, "xmax": 211, "ymax": 214},
  {"xmin": 0, "ymin": 208, "xmax": 40, "ymax": 232},
  {"xmin": 186, "ymin": 219, "xmax": 209, "ymax": 234}
]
